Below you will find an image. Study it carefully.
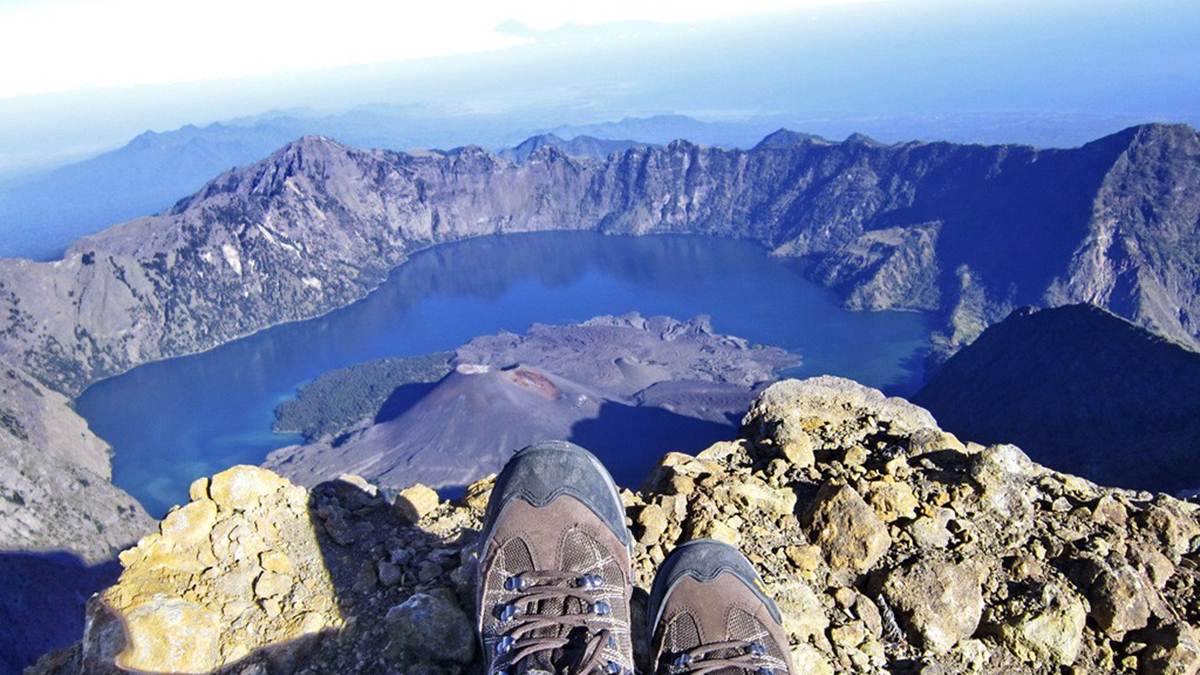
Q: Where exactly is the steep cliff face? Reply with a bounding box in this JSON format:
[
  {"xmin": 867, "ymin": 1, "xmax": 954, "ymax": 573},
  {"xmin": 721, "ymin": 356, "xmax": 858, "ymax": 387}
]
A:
[
  {"xmin": 30, "ymin": 378, "xmax": 1200, "ymax": 675},
  {"xmin": 1, "ymin": 125, "xmax": 1198, "ymax": 399},
  {"xmin": 0, "ymin": 365, "xmax": 150, "ymax": 560},
  {"xmin": 915, "ymin": 304, "xmax": 1200, "ymax": 494}
]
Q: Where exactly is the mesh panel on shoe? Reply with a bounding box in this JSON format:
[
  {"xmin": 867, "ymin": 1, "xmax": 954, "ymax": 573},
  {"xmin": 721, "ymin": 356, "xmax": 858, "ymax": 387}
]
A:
[
  {"xmin": 561, "ymin": 528, "xmax": 634, "ymax": 671},
  {"xmin": 663, "ymin": 612, "xmax": 702, "ymax": 653},
  {"xmin": 482, "ymin": 530, "xmax": 633, "ymax": 673},
  {"xmin": 728, "ymin": 608, "xmax": 789, "ymax": 671}
]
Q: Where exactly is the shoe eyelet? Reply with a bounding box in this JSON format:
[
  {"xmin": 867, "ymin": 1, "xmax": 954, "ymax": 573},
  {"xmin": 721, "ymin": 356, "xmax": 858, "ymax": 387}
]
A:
[
  {"xmin": 575, "ymin": 573, "xmax": 603, "ymax": 589},
  {"xmin": 672, "ymin": 653, "xmax": 692, "ymax": 667},
  {"xmin": 749, "ymin": 641, "xmax": 767, "ymax": 656},
  {"xmin": 603, "ymin": 661, "xmax": 621, "ymax": 674},
  {"xmin": 503, "ymin": 574, "xmax": 527, "ymax": 591},
  {"xmin": 495, "ymin": 635, "xmax": 515, "ymax": 655},
  {"xmin": 498, "ymin": 603, "xmax": 519, "ymax": 622},
  {"xmin": 607, "ymin": 633, "xmax": 617, "ymax": 648},
  {"xmin": 592, "ymin": 600, "xmax": 612, "ymax": 616}
]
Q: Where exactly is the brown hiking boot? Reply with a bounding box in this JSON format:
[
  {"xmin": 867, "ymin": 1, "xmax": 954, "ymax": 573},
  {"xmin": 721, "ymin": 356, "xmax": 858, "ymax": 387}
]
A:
[
  {"xmin": 648, "ymin": 540, "xmax": 794, "ymax": 675},
  {"xmin": 477, "ymin": 440, "xmax": 635, "ymax": 674}
]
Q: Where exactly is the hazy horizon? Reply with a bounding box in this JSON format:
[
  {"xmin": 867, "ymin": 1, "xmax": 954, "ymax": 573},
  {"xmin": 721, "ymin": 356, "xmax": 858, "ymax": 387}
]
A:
[{"xmin": 2, "ymin": 0, "xmax": 1198, "ymax": 176}]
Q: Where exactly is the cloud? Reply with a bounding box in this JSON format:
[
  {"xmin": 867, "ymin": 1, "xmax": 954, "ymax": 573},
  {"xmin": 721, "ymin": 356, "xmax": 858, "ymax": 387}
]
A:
[{"xmin": 0, "ymin": 0, "xmax": 866, "ymax": 98}]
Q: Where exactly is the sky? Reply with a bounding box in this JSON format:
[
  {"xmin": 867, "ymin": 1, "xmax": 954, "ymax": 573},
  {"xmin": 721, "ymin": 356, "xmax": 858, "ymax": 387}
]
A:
[
  {"xmin": 0, "ymin": 0, "xmax": 856, "ymax": 98},
  {"xmin": 0, "ymin": 0, "xmax": 1197, "ymax": 175}
]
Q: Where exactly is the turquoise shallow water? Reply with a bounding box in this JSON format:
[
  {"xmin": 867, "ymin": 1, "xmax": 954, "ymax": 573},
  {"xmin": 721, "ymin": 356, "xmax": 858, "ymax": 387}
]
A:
[{"xmin": 75, "ymin": 232, "xmax": 933, "ymax": 516}]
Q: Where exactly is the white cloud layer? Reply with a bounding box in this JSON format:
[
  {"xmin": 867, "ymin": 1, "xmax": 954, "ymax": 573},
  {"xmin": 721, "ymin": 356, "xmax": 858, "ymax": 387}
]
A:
[{"xmin": 0, "ymin": 0, "xmax": 857, "ymax": 98}]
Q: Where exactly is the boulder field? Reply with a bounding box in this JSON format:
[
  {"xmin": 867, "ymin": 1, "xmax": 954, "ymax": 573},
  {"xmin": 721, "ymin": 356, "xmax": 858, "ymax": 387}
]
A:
[{"xmin": 29, "ymin": 377, "xmax": 1200, "ymax": 674}]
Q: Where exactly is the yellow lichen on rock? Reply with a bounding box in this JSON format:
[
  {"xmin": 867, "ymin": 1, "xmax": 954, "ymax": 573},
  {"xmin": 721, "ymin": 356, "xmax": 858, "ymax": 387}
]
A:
[
  {"xmin": 114, "ymin": 594, "xmax": 221, "ymax": 673},
  {"xmin": 82, "ymin": 467, "xmax": 341, "ymax": 674},
  {"xmin": 208, "ymin": 464, "xmax": 287, "ymax": 510}
]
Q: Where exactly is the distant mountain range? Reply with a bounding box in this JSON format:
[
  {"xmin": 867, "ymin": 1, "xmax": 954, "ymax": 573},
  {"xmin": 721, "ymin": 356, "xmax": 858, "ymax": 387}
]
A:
[
  {"xmin": 497, "ymin": 134, "xmax": 651, "ymax": 163},
  {"xmin": 0, "ymin": 111, "xmax": 782, "ymax": 261},
  {"xmin": 0, "ymin": 107, "xmax": 1173, "ymax": 261},
  {"xmin": 915, "ymin": 304, "xmax": 1200, "ymax": 494}
]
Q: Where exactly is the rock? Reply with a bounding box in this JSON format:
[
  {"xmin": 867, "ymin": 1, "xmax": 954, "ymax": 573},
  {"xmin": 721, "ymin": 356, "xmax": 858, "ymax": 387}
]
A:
[
  {"xmin": 883, "ymin": 557, "xmax": 983, "ymax": 654},
  {"xmin": 1093, "ymin": 494, "xmax": 1128, "ymax": 526},
  {"xmin": 209, "ymin": 465, "xmax": 286, "ymax": 511},
  {"xmin": 774, "ymin": 579, "xmax": 829, "ymax": 641},
  {"xmin": 1140, "ymin": 504, "xmax": 1200, "ymax": 559},
  {"xmin": 744, "ymin": 377, "xmax": 937, "ymax": 454},
  {"xmin": 188, "ymin": 476, "xmax": 210, "ymax": 501},
  {"xmin": 1087, "ymin": 563, "xmax": 1152, "ymax": 638},
  {"xmin": 113, "ymin": 595, "xmax": 221, "ymax": 673},
  {"xmin": 780, "ymin": 432, "xmax": 816, "ymax": 467},
  {"xmin": 969, "ymin": 444, "xmax": 1039, "ymax": 520},
  {"xmin": 259, "ymin": 550, "xmax": 293, "ymax": 575},
  {"xmin": 159, "ymin": 499, "xmax": 217, "ymax": 545},
  {"xmin": 732, "ymin": 478, "xmax": 797, "ymax": 515},
  {"xmin": 30, "ymin": 377, "xmax": 1200, "ymax": 675},
  {"xmin": 784, "ymin": 544, "xmax": 823, "ymax": 574},
  {"xmin": 693, "ymin": 518, "xmax": 740, "ymax": 546},
  {"xmin": 384, "ymin": 590, "xmax": 476, "ymax": 665},
  {"xmin": 1141, "ymin": 623, "xmax": 1200, "ymax": 675},
  {"xmin": 995, "ymin": 581, "xmax": 1088, "ymax": 666},
  {"xmin": 254, "ymin": 570, "xmax": 292, "ymax": 599},
  {"xmin": 908, "ymin": 507, "xmax": 955, "ymax": 549},
  {"xmin": 864, "ymin": 480, "xmax": 918, "ymax": 522},
  {"xmin": 637, "ymin": 503, "xmax": 669, "ymax": 544},
  {"xmin": 463, "ymin": 474, "xmax": 496, "ymax": 510},
  {"xmin": 803, "ymin": 484, "xmax": 891, "ymax": 575},
  {"xmin": 790, "ymin": 643, "xmax": 834, "ymax": 675},
  {"xmin": 1132, "ymin": 546, "xmax": 1177, "ymax": 588},
  {"xmin": 377, "ymin": 561, "xmax": 402, "ymax": 587},
  {"xmin": 831, "ymin": 621, "xmax": 868, "ymax": 648},
  {"xmin": 397, "ymin": 483, "xmax": 440, "ymax": 521}
]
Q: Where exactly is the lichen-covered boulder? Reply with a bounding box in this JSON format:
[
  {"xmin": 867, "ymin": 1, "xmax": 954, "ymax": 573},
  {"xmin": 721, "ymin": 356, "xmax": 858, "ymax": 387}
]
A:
[{"xmin": 882, "ymin": 557, "xmax": 984, "ymax": 654}]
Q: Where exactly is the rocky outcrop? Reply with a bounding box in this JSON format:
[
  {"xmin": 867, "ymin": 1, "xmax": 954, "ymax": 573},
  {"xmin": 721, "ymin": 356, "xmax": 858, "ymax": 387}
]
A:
[
  {"xmin": 915, "ymin": 304, "xmax": 1200, "ymax": 494},
  {"xmin": 31, "ymin": 377, "xmax": 1200, "ymax": 674}
]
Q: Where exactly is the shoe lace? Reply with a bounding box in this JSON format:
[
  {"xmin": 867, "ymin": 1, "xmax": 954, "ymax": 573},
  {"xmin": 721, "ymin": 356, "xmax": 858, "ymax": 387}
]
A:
[
  {"xmin": 667, "ymin": 639, "xmax": 779, "ymax": 675},
  {"xmin": 493, "ymin": 570, "xmax": 625, "ymax": 675}
]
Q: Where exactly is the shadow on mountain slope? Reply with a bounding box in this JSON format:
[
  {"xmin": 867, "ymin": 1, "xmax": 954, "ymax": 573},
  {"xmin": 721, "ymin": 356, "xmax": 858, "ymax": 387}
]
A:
[
  {"xmin": 568, "ymin": 401, "xmax": 736, "ymax": 488},
  {"xmin": 0, "ymin": 551, "xmax": 121, "ymax": 674}
]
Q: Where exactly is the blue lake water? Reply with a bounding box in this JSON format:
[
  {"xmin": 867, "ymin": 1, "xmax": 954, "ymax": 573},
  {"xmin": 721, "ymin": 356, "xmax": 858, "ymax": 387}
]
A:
[{"xmin": 76, "ymin": 232, "xmax": 933, "ymax": 516}]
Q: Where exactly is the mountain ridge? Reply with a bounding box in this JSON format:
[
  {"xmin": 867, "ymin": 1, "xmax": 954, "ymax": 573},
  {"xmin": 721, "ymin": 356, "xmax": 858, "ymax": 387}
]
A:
[
  {"xmin": 1, "ymin": 122, "xmax": 1198, "ymax": 575},
  {"xmin": 4, "ymin": 122, "xmax": 1197, "ymax": 398},
  {"xmin": 915, "ymin": 303, "xmax": 1200, "ymax": 494}
]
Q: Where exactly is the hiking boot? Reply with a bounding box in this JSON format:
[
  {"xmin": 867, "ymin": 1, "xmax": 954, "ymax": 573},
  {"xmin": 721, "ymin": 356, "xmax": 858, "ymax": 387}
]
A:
[
  {"xmin": 648, "ymin": 539, "xmax": 794, "ymax": 675},
  {"xmin": 477, "ymin": 440, "xmax": 635, "ymax": 674}
]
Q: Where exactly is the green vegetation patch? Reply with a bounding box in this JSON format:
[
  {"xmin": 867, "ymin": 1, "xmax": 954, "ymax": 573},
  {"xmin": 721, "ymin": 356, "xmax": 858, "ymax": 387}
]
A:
[{"xmin": 274, "ymin": 352, "xmax": 453, "ymax": 441}]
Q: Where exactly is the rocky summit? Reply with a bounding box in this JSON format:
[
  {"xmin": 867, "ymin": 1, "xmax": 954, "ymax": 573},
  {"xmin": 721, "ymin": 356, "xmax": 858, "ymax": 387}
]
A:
[{"xmin": 29, "ymin": 377, "xmax": 1200, "ymax": 675}]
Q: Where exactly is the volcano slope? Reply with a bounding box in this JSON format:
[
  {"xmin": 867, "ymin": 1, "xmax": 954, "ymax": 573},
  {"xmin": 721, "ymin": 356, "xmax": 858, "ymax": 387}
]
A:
[{"xmin": 264, "ymin": 313, "xmax": 796, "ymax": 491}]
